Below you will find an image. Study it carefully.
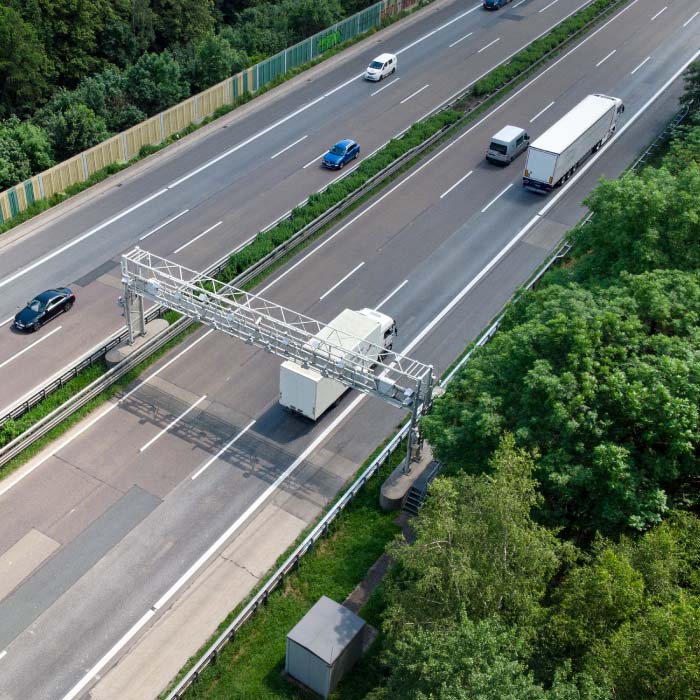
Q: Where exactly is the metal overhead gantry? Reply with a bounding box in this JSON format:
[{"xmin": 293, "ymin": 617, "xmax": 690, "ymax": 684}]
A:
[{"xmin": 121, "ymin": 247, "xmax": 434, "ymax": 467}]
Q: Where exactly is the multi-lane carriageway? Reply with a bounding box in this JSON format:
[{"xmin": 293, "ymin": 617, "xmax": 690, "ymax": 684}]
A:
[
  {"xmin": 0, "ymin": 0, "xmax": 664, "ymax": 415},
  {"xmin": 0, "ymin": 0, "xmax": 698, "ymax": 698}
]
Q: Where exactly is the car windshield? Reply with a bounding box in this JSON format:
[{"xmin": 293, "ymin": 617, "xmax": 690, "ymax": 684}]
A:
[
  {"xmin": 28, "ymin": 298, "xmax": 45, "ymax": 312},
  {"xmin": 489, "ymin": 142, "xmax": 508, "ymax": 154},
  {"xmin": 330, "ymin": 145, "xmax": 346, "ymax": 155},
  {"xmin": 369, "ymin": 60, "xmax": 383, "ymax": 69}
]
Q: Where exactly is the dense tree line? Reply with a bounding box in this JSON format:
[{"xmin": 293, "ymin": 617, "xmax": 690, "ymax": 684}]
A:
[
  {"xmin": 360, "ymin": 63, "xmax": 700, "ymax": 700},
  {"xmin": 0, "ymin": 0, "xmax": 369, "ymax": 188}
]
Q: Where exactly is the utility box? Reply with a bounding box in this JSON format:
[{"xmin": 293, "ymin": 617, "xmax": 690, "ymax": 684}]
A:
[{"xmin": 285, "ymin": 596, "xmax": 366, "ymax": 698}]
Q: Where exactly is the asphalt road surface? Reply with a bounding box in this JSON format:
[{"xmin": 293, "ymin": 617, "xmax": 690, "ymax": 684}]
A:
[
  {"xmin": 0, "ymin": 0, "xmax": 698, "ymax": 698},
  {"xmin": 0, "ymin": 0, "xmax": 607, "ymax": 416}
]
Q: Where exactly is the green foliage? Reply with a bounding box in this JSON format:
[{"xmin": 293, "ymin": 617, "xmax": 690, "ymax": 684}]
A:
[
  {"xmin": 0, "ymin": 5, "xmax": 52, "ymax": 117},
  {"xmin": 150, "ymin": 0, "xmax": 216, "ymax": 48},
  {"xmin": 125, "ymin": 51, "xmax": 190, "ymax": 115},
  {"xmin": 39, "ymin": 102, "xmax": 109, "ymax": 161},
  {"xmin": 186, "ymin": 33, "xmax": 249, "ymax": 93},
  {"xmin": 383, "ymin": 436, "xmax": 562, "ymax": 633},
  {"xmin": 568, "ymin": 165, "xmax": 700, "ymax": 282},
  {"xmin": 681, "ymin": 59, "xmax": 700, "ymax": 123},
  {"xmin": 0, "ymin": 116, "xmax": 53, "ymax": 189},
  {"xmin": 424, "ymin": 271, "xmax": 700, "ymax": 537}
]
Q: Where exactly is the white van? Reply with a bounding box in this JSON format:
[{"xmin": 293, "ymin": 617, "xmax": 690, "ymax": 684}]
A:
[
  {"xmin": 486, "ymin": 125, "xmax": 530, "ymax": 165},
  {"xmin": 364, "ymin": 53, "xmax": 397, "ymax": 81}
]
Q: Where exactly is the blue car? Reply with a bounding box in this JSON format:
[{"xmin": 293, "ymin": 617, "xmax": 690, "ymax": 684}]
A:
[
  {"xmin": 483, "ymin": 0, "xmax": 511, "ymax": 8},
  {"xmin": 322, "ymin": 139, "xmax": 360, "ymax": 169}
]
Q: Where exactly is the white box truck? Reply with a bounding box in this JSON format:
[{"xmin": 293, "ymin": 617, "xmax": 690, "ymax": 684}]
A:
[
  {"xmin": 279, "ymin": 308, "xmax": 397, "ymax": 420},
  {"xmin": 523, "ymin": 94, "xmax": 624, "ymax": 193}
]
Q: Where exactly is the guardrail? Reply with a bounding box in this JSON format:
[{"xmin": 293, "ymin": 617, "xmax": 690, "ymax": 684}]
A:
[
  {"xmin": 165, "ymin": 97, "xmax": 695, "ymax": 697},
  {"xmin": 0, "ymin": 0, "xmax": 629, "ymax": 454}
]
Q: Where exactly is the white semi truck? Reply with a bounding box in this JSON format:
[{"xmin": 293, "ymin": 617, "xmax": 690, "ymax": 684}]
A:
[
  {"xmin": 522, "ymin": 94, "xmax": 624, "ymax": 193},
  {"xmin": 279, "ymin": 308, "xmax": 397, "ymax": 420}
]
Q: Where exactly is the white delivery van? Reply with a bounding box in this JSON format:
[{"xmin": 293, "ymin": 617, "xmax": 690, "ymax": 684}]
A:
[
  {"xmin": 279, "ymin": 308, "xmax": 396, "ymax": 420},
  {"xmin": 364, "ymin": 53, "xmax": 397, "ymax": 81},
  {"xmin": 486, "ymin": 125, "xmax": 530, "ymax": 165}
]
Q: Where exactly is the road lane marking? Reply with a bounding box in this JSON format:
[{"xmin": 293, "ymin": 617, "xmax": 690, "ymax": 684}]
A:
[
  {"xmin": 478, "ymin": 37, "xmax": 501, "ymax": 53},
  {"xmin": 631, "ymin": 56, "xmax": 651, "ymax": 75},
  {"xmin": 596, "ymin": 49, "xmax": 616, "ymax": 67},
  {"xmin": 139, "ymin": 394, "xmax": 207, "ymax": 452},
  {"xmin": 440, "ymin": 170, "xmax": 473, "ymax": 199},
  {"xmin": 319, "ymin": 261, "xmax": 365, "ymax": 300},
  {"xmin": 650, "ymin": 5, "xmax": 667, "ymax": 21},
  {"xmin": 191, "ymin": 420, "xmax": 256, "ymax": 480},
  {"xmin": 0, "ymin": 329, "xmax": 215, "ymax": 499},
  {"xmin": 371, "ymin": 77, "xmax": 400, "ymax": 96},
  {"xmin": 60, "ymin": 609, "xmax": 155, "ymax": 700},
  {"xmin": 173, "ymin": 221, "xmax": 223, "ymax": 254},
  {"xmin": 270, "ymin": 134, "xmax": 308, "ymax": 160},
  {"xmin": 1, "ymin": 315, "xmax": 14, "ymax": 326},
  {"xmin": 0, "ymin": 649, "xmax": 6, "ymax": 661},
  {"xmin": 262, "ymin": 209, "xmax": 293, "ymax": 232},
  {"xmin": 683, "ymin": 11, "xmax": 698, "ymax": 27},
  {"xmin": 0, "ymin": 188, "xmax": 168, "ymax": 292},
  {"xmin": 375, "ymin": 280, "xmax": 408, "ymax": 310},
  {"xmin": 481, "ymin": 183, "xmax": 513, "ymax": 213},
  {"xmin": 303, "ymin": 152, "xmax": 326, "ymax": 169},
  {"xmin": 449, "ymin": 31, "xmax": 473, "ymax": 48},
  {"xmin": 513, "ymin": 0, "xmax": 527, "ymax": 7},
  {"xmin": 539, "ymin": 0, "xmax": 559, "ymax": 12},
  {"xmin": 530, "ymin": 100, "xmax": 555, "ymax": 122},
  {"xmin": 139, "ymin": 209, "xmax": 189, "ymax": 241},
  {"xmin": 0, "ymin": 326, "xmax": 62, "ymax": 370},
  {"xmin": 400, "ymin": 83, "xmax": 430, "ymax": 104}
]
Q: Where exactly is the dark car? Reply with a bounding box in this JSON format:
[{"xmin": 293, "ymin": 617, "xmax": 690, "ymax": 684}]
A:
[
  {"xmin": 483, "ymin": 0, "xmax": 511, "ymax": 8},
  {"xmin": 14, "ymin": 288, "xmax": 75, "ymax": 332},
  {"xmin": 322, "ymin": 139, "xmax": 360, "ymax": 169}
]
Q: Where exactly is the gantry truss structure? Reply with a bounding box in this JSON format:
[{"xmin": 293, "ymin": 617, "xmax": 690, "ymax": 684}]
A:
[{"xmin": 121, "ymin": 249, "xmax": 434, "ymax": 433}]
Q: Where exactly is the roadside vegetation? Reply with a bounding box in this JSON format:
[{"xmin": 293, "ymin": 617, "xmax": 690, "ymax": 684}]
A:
[{"xmin": 172, "ymin": 60, "xmax": 700, "ymax": 700}]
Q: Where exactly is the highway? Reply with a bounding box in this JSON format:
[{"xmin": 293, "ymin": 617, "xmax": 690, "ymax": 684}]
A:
[
  {"xmin": 0, "ymin": 0, "xmax": 698, "ymax": 698},
  {"xmin": 0, "ymin": 0, "xmax": 605, "ymax": 416}
]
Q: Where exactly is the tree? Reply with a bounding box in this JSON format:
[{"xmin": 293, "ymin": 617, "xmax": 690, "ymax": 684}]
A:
[
  {"xmin": 588, "ymin": 593, "xmax": 700, "ymax": 700},
  {"xmin": 568, "ymin": 165, "xmax": 700, "ymax": 283},
  {"xmin": 286, "ymin": 0, "xmax": 343, "ymax": 43},
  {"xmin": 423, "ymin": 272, "xmax": 700, "ymax": 537},
  {"xmin": 125, "ymin": 51, "xmax": 189, "ymax": 115},
  {"xmin": 0, "ymin": 116, "xmax": 53, "ymax": 189},
  {"xmin": 0, "ymin": 6, "xmax": 52, "ymax": 118},
  {"xmin": 187, "ymin": 33, "xmax": 247, "ymax": 93},
  {"xmin": 384, "ymin": 436, "xmax": 562, "ymax": 634},
  {"xmin": 40, "ymin": 103, "xmax": 109, "ymax": 161},
  {"xmin": 150, "ymin": 0, "xmax": 215, "ymax": 48},
  {"xmin": 681, "ymin": 59, "xmax": 700, "ymax": 123}
]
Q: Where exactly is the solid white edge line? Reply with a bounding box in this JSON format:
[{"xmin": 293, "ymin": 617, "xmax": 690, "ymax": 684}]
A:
[
  {"xmin": 257, "ymin": 0, "xmax": 643, "ymax": 298},
  {"xmin": 539, "ymin": 0, "xmax": 559, "ymax": 13},
  {"xmin": 370, "ymin": 77, "xmax": 400, "ymax": 96},
  {"xmin": 58, "ymin": 28, "xmax": 700, "ymax": 700},
  {"xmin": 319, "ymin": 261, "xmax": 365, "ymax": 300},
  {"xmin": 375, "ymin": 280, "xmax": 409, "ymax": 310},
  {"xmin": 481, "ymin": 183, "xmax": 513, "ymax": 212},
  {"xmin": 191, "ymin": 419, "xmax": 256, "ymax": 480},
  {"xmin": 173, "ymin": 221, "xmax": 223, "ymax": 254},
  {"xmin": 0, "ymin": 329, "xmax": 215, "ymax": 499},
  {"xmin": 631, "ymin": 56, "xmax": 651, "ymax": 75},
  {"xmin": 0, "ymin": 649, "xmax": 6, "ymax": 661},
  {"xmin": 262, "ymin": 209, "xmax": 293, "ymax": 232},
  {"xmin": 449, "ymin": 31, "xmax": 473, "ymax": 48},
  {"xmin": 650, "ymin": 5, "xmax": 667, "ymax": 21},
  {"xmin": 139, "ymin": 209, "xmax": 189, "ymax": 241},
  {"xmin": 440, "ymin": 169, "xmax": 473, "ymax": 199},
  {"xmin": 530, "ymin": 100, "xmax": 555, "ymax": 122},
  {"xmin": 139, "ymin": 394, "xmax": 207, "ymax": 452},
  {"xmin": 478, "ymin": 37, "xmax": 501, "ymax": 54},
  {"xmin": 683, "ymin": 11, "xmax": 698, "ymax": 27},
  {"xmin": 400, "ymin": 83, "xmax": 430, "ymax": 104},
  {"xmin": 270, "ymin": 134, "xmax": 308, "ymax": 160},
  {"xmin": 1, "ymin": 315, "xmax": 14, "ymax": 326},
  {"xmin": 0, "ymin": 188, "xmax": 168, "ymax": 292},
  {"xmin": 0, "ymin": 325, "xmax": 62, "ymax": 371},
  {"xmin": 596, "ymin": 49, "xmax": 616, "ymax": 67},
  {"xmin": 60, "ymin": 610, "xmax": 155, "ymax": 700},
  {"xmin": 513, "ymin": 0, "xmax": 527, "ymax": 7}
]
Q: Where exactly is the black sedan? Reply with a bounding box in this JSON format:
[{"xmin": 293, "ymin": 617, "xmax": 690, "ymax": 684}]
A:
[{"xmin": 14, "ymin": 288, "xmax": 75, "ymax": 332}]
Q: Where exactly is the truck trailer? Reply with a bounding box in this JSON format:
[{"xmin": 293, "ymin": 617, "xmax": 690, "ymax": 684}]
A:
[
  {"xmin": 279, "ymin": 308, "xmax": 397, "ymax": 420},
  {"xmin": 522, "ymin": 94, "xmax": 624, "ymax": 193}
]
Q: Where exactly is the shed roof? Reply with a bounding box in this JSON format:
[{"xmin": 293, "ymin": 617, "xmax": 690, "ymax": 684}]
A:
[{"xmin": 287, "ymin": 596, "xmax": 365, "ymax": 665}]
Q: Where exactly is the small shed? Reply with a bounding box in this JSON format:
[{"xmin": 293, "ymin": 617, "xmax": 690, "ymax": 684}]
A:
[{"xmin": 285, "ymin": 595, "xmax": 366, "ymax": 698}]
